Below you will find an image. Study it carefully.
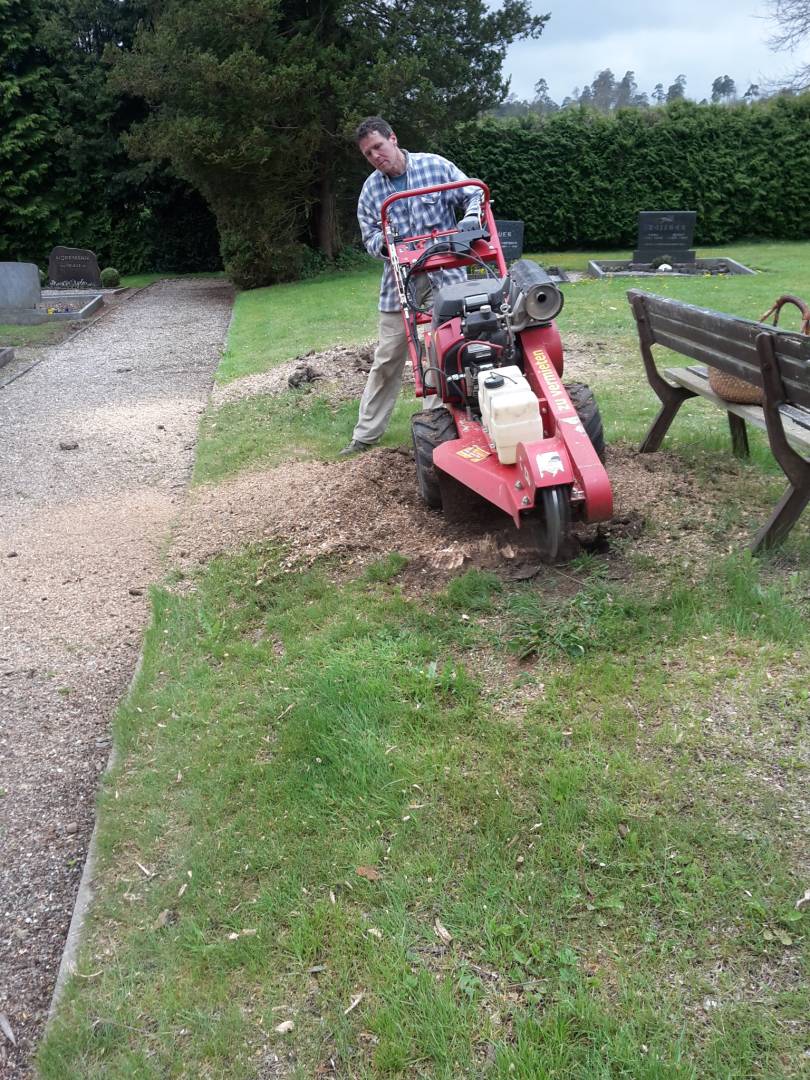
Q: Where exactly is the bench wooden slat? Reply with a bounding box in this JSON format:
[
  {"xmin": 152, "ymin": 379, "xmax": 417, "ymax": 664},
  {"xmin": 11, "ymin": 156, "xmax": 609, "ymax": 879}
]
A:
[
  {"xmin": 644, "ymin": 310, "xmax": 810, "ymax": 409},
  {"xmin": 654, "ymin": 332, "xmax": 810, "ymax": 411},
  {"xmin": 638, "ymin": 293, "xmax": 810, "ymax": 364},
  {"xmin": 780, "ymin": 402, "xmax": 810, "ymax": 430},
  {"xmin": 650, "ymin": 310, "xmax": 798, "ymax": 366},
  {"xmin": 664, "ymin": 365, "xmax": 810, "ymax": 448},
  {"xmin": 653, "ymin": 322, "xmax": 758, "ymax": 368},
  {"xmin": 654, "ymin": 327, "xmax": 763, "ymax": 381}
]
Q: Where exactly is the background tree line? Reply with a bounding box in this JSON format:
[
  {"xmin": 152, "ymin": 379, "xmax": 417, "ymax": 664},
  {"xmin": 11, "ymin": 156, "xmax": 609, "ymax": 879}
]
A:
[
  {"xmin": 2, "ymin": 0, "xmax": 810, "ymax": 286},
  {"xmin": 492, "ymin": 69, "xmax": 773, "ymax": 119},
  {"xmin": 0, "ymin": 0, "xmax": 222, "ymax": 275}
]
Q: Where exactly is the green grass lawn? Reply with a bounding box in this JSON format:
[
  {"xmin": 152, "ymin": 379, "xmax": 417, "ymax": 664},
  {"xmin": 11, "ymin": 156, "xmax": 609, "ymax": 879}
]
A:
[
  {"xmin": 0, "ymin": 320, "xmax": 75, "ymax": 348},
  {"xmin": 217, "ymin": 261, "xmax": 380, "ymax": 383},
  {"xmin": 40, "ymin": 241, "xmax": 809, "ymax": 1078},
  {"xmin": 548, "ymin": 241, "xmax": 810, "ymax": 338}
]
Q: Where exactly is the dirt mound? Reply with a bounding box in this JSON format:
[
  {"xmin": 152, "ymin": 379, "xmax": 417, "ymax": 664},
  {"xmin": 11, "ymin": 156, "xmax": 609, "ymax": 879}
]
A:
[
  {"xmin": 211, "ymin": 342, "xmax": 377, "ymax": 408},
  {"xmin": 171, "ymin": 447, "xmax": 525, "ymax": 584},
  {"xmin": 170, "ymin": 440, "xmax": 736, "ymax": 587}
]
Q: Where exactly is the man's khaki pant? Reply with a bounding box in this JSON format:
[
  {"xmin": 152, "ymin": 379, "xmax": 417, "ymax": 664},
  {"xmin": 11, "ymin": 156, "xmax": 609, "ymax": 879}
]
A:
[{"xmin": 353, "ymin": 287, "xmax": 441, "ymax": 445}]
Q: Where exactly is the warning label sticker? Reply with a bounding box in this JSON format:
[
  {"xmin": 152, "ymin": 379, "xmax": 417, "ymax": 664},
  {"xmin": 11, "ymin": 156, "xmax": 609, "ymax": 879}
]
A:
[{"xmin": 456, "ymin": 444, "xmax": 491, "ymax": 462}]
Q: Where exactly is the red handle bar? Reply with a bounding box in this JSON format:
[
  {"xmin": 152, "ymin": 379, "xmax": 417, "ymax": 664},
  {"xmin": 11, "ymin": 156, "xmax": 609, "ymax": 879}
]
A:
[{"xmin": 380, "ymin": 178, "xmax": 491, "ymax": 232}]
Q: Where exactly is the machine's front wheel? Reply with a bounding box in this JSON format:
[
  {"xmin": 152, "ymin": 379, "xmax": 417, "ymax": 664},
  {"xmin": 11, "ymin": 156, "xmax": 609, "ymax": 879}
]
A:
[
  {"xmin": 531, "ymin": 484, "xmax": 573, "ymax": 562},
  {"xmin": 411, "ymin": 408, "xmax": 457, "ymax": 509},
  {"xmin": 565, "ymin": 382, "xmax": 606, "ymax": 463}
]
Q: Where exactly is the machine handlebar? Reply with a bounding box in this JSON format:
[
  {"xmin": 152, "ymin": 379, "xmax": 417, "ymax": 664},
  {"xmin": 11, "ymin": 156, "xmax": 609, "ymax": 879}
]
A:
[{"xmin": 380, "ymin": 178, "xmax": 491, "ymax": 233}]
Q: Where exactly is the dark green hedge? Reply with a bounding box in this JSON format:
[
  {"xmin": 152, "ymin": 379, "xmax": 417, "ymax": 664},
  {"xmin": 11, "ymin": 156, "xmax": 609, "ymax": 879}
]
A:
[
  {"xmin": 0, "ymin": 175, "xmax": 222, "ymax": 277},
  {"xmin": 441, "ymin": 95, "xmax": 810, "ymax": 249}
]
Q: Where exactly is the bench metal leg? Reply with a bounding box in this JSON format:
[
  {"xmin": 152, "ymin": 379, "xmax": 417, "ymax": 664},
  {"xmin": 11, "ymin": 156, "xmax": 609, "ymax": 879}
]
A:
[
  {"xmin": 728, "ymin": 413, "xmax": 750, "ymax": 458},
  {"xmin": 750, "ymin": 485, "xmax": 810, "ymax": 553},
  {"xmin": 639, "ymin": 386, "xmax": 695, "ymax": 453}
]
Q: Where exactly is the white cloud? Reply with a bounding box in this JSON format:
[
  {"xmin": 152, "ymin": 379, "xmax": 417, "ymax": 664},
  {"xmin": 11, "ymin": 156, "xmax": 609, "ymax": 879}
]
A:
[{"xmin": 503, "ymin": 1, "xmax": 808, "ymax": 103}]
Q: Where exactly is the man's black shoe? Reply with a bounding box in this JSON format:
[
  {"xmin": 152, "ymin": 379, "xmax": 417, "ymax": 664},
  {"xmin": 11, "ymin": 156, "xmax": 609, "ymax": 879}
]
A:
[{"xmin": 339, "ymin": 439, "xmax": 374, "ymax": 457}]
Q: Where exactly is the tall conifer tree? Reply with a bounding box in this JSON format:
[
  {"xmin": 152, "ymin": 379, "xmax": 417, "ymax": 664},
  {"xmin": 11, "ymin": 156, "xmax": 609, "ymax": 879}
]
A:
[
  {"xmin": 112, "ymin": 0, "xmax": 547, "ymax": 285},
  {"xmin": 0, "ymin": 0, "xmax": 62, "ymax": 259}
]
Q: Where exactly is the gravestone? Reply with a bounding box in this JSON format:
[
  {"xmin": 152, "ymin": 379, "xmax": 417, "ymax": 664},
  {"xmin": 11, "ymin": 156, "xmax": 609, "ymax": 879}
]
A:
[
  {"xmin": 48, "ymin": 245, "xmax": 102, "ymax": 287},
  {"xmin": 0, "ymin": 262, "xmax": 43, "ymax": 323},
  {"xmin": 0, "ymin": 262, "xmax": 41, "ymax": 310},
  {"xmin": 633, "ymin": 211, "xmax": 696, "ymax": 265},
  {"xmin": 495, "ymin": 219, "xmax": 524, "ymax": 263}
]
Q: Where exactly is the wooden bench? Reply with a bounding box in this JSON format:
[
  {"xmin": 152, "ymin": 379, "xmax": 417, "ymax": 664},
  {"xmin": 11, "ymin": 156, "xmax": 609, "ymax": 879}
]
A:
[{"xmin": 627, "ymin": 289, "xmax": 810, "ymax": 552}]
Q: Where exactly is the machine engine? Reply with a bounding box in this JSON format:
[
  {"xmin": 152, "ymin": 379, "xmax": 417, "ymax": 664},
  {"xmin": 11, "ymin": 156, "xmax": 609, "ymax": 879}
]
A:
[{"xmin": 427, "ymin": 259, "xmax": 563, "ymax": 409}]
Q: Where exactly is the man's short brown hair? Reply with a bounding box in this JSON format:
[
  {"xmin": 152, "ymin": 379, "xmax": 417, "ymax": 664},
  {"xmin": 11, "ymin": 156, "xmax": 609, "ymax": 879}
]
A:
[{"xmin": 355, "ymin": 116, "xmax": 393, "ymax": 143}]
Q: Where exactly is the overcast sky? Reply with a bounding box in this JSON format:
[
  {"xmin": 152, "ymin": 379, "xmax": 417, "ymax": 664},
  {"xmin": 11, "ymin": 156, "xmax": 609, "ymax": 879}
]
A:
[{"xmin": 503, "ymin": 1, "xmax": 810, "ymax": 103}]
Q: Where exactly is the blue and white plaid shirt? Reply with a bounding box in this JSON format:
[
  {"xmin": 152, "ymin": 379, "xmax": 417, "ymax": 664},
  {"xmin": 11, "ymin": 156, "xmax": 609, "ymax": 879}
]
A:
[{"xmin": 357, "ymin": 150, "xmax": 482, "ymax": 312}]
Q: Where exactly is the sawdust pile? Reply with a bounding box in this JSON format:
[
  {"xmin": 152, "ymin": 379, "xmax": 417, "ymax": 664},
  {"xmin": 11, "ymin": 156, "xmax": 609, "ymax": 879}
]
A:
[
  {"xmin": 170, "ymin": 440, "xmax": 739, "ymax": 586},
  {"xmin": 211, "ymin": 342, "xmax": 377, "ymax": 409}
]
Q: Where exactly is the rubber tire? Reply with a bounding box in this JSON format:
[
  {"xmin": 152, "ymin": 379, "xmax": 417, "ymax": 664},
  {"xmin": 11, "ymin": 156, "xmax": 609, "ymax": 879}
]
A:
[
  {"xmin": 531, "ymin": 483, "xmax": 573, "ymax": 562},
  {"xmin": 411, "ymin": 408, "xmax": 457, "ymax": 509},
  {"xmin": 565, "ymin": 382, "xmax": 606, "ymax": 463}
]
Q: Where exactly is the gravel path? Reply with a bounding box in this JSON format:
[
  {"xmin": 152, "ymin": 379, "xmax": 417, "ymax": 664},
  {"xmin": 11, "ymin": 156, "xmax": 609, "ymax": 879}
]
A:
[{"xmin": 0, "ymin": 278, "xmax": 234, "ymax": 1075}]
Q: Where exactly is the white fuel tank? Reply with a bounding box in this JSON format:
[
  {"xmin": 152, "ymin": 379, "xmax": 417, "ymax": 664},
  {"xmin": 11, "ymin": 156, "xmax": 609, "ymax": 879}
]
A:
[{"xmin": 478, "ymin": 366, "xmax": 543, "ymax": 465}]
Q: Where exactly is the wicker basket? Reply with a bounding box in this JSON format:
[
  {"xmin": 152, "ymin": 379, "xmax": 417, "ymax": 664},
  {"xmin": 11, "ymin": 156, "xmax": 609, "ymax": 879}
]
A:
[
  {"xmin": 708, "ymin": 367, "xmax": 764, "ymax": 405},
  {"xmin": 707, "ymin": 294, "xmax": 810, "ymax": 406}
]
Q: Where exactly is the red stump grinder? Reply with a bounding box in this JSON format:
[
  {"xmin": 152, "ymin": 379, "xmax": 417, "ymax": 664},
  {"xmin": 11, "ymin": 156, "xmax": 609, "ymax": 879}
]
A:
[{"xmin": 382, "ymin": 179, "xmax": 613, "ymax": 560}]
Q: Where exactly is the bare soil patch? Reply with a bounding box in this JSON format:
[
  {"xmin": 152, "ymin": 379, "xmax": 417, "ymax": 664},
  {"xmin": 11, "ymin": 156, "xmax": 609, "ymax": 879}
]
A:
[
  {"xmin": 211, "ymin": 342, "xmax": 377, "ymax": 408},
  {"xmin": 171, "ymin": 439, "xmax": 735, "ymax": 589}
]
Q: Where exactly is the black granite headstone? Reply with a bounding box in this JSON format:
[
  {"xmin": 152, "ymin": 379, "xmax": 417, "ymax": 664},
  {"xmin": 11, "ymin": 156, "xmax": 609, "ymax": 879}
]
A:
[
  {"xmin": 633, "ymin": 211, "xmax": 696, "ymax": 264},
  {"xmin": 48, "ymin": 246, "xmax": 102, "ymax": 287},
  {"xmin": 495, "ymin": 219, "xmax": 524, "ymax": 263}
]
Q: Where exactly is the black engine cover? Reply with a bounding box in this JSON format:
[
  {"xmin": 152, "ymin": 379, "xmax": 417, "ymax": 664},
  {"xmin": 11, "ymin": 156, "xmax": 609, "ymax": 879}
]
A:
[{"xmin": 431, "ymin": 278, "xmax": 506, "ymax": 328}]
